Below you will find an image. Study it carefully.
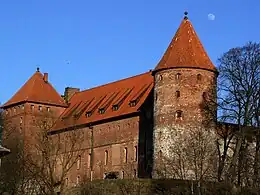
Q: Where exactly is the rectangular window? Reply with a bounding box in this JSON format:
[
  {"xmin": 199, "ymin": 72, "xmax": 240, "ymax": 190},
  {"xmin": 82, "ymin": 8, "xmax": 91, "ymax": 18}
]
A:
[
  {"xmin": 39, "ymin": 106, "xmax": 42, "ymax": 111},
  {"xmin": 134, "ymin": 146, "xmax": 137, "ymax": 162},
  {"xmin": 123, "ymin": 148, "xmax": 128, "ymax": 163},
  {"xmin": 47, "ymin": 107, "xmax": 50, "ymax": 112},
  {"xmin": 20, "ymin": 117, "xmax": 23, "ymax": 124},
  {"xmin": 31, "ymin": 105, "xmax": 34, "ymax": 111},
  {"xmin": 77, "ymin": 155, "xmax": 81, "ymax": 170},
  {"xmin": 104, "ymin": 150, "xmax": 108, "ymax": 165},
  {"xmin": 88, "ymin": 153, "xmax": 91, "ymax": 168},
  {"xmin": 65, "ymin": 178, "xmax": 68, "ymax": 186}
]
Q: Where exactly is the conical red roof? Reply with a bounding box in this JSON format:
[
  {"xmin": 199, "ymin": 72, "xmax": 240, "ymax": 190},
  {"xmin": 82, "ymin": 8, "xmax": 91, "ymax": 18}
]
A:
[
  {"xmin": 2, "ymin": 69, "xmax": 67, "ymax": 108},
  {"xmin": 154, "ymin": 16, "xmax": 217, "ymax": 73}
]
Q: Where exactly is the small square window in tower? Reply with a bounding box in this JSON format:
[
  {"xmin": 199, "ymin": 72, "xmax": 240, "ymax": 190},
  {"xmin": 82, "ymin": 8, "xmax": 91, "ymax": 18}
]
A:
[
  {"xmin": 197, "ymin": 74, "xmax": 202, "ymax": 81},
  {"xmin": 203, "ymin": 92, "xmax": 209, "ymax": 101},
  {"xmin": 176, "ymin": 90, "xmax": 180, "ymax": 98},
  {"xmin": 176, "ymin": 73, "xmax": 181, "ymax": 80},
  {"xmin": 176, "ymin": 110, "xmax": 183, "ymax": 119}
]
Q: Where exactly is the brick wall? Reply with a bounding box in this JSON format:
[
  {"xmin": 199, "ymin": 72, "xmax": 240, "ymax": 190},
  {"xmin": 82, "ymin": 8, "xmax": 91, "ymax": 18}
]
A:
[{"xmin": 152, "ymin": 68, "xmax": 217, "ymax": 178}]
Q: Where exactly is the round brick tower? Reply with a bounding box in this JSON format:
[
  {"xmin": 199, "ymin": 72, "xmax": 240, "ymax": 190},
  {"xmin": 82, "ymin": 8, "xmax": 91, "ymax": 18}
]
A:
[{"xmin": 152, "ymin": 13, "xmax": 218, "ymax": 178}]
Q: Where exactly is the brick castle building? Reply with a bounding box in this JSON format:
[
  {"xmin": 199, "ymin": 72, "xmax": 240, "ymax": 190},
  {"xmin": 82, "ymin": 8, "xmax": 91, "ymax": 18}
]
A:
[{"xmin": 1, "ymin": 13, "xmax": 219, "ymax": 185}]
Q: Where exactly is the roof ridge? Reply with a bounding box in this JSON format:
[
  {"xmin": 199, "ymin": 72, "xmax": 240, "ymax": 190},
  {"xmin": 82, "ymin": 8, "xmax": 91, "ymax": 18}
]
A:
[{"xmin": 78, "ymin": 71, "xmax": 152, "ymax": 94}]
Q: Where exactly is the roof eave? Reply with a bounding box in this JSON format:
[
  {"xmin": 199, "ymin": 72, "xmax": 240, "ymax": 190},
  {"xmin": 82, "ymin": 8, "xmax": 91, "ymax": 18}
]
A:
[{"xmin": 152, "ymin": 66, "xmax": 219, "ymax": 76}]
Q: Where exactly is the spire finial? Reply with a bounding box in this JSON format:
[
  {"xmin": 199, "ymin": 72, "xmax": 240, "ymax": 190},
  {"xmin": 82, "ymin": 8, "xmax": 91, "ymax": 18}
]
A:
[
  {"xmin": 36, "ymin": 67, "xmax": 40, "ymax": 72},
  {"xmin": 184, "ymin": 11, "xmax": 188, "ymax": 20}
]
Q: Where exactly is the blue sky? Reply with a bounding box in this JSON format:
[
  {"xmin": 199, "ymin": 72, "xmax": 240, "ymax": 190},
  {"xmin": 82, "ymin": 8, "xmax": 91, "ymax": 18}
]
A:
[{"xmin": 0, "ymin": 0, "xmax": 259, "ymax": 104}]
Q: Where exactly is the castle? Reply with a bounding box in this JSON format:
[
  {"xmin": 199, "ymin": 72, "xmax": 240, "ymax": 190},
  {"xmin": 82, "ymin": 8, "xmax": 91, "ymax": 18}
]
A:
[{"xmin": 1, "ymin": 13, "xmax": 220, "ymax": 185}]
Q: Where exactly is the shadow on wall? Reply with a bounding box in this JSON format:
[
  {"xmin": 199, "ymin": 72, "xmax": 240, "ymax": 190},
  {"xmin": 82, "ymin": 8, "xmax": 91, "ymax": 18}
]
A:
[{"xmin": 138, "ymin": 90, "xmax": 154, "ymax": 178}]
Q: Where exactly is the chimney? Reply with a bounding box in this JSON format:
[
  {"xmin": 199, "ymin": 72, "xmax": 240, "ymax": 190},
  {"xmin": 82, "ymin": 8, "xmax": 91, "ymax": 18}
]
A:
[
  {"xmin": 64, "ymin": 87, "xmax": 80, "ymax": 102},
  {"xmin": 43, "ymin": 73, "xmax": 48, "ymax": 83}
]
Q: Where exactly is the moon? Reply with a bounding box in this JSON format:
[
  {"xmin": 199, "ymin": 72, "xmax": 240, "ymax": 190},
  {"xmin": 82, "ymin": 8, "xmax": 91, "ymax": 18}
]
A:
[{"xmin": 208, "ymin": 13, "xmax": 215, "ymax": 21}]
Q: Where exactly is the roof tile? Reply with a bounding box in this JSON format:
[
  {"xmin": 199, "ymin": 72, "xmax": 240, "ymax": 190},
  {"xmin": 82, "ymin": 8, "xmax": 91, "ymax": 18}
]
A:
[
  {"xmin": 51, "ymin": 72, "xmax": 153, "ymax": 131},
  {"xmin": 2, "ymin": 70, "xmax": 67, "ymax": 108},
  {"xmin": 154, "ymin": 17, "xmax": 217, "ymax": 73}
]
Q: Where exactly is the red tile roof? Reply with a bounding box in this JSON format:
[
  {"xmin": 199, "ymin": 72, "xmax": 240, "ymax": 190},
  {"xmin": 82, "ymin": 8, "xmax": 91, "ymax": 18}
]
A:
[
  {"xmin": 51, "ymin": 71, "xmax": 153, "ymax": 131},
  {"xmin": 154, "ymin": 16, "xmax": 217, "ymax": 73},
  {"xmin": 1, "ymin": 69, "xmax": 67, "ymax": 108}
]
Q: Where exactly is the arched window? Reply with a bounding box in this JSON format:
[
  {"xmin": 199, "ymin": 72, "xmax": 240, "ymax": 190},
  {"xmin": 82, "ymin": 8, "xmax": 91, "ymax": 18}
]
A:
[
  {"xmin": 133, "ymin": 169, "xmax": 137, "ymax": 178},
  {"xmin": 65, "ymin": 178, "xmax": 69, "ymax": 186},
  {"xmin": 104, "ymin": 150, "xmax": 108, "ymax": 165},
  {"xmin": 123, "ymin": 148, "xmax": 128, "ymax": 163},
  {"xmin": 76, "ymin": 175, "xmax": 80, "ymax": 185},
  {"xmin": 197, "ymin": 74, "xmax": 202, "ymax": 81},
  {"xmin": 176, "ymin": 91, "xmax": 180, "ymax": 98},
  {"xmin": 176, "ymin": 73, "xmax": 181, "ymax": 80},
  {"xmin": 77, "ymin": 155, "xmax": 81, "ymax": 170},
  {"xmin": 158, "ymin": 150, "xmax": 163, "ymax": 159},
  {"xmin": 176, "ymin": 110, "xmax": 183, "ymax": 119}
]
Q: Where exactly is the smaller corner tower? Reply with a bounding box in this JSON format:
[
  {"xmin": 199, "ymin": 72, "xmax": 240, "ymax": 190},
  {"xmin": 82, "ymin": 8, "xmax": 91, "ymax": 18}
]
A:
[
  {"xmin": 152, "ymin": 12, "xmax": 218, "ymax": 178},
  {"xmin": 1, "ymin": 68, "xmax": 67, "ymax": 152}
]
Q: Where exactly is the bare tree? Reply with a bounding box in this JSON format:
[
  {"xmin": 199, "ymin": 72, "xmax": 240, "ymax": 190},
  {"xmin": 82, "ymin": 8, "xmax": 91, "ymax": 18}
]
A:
[
  {"xmin": 155, "ymin": 126, "xmax": 218, "ymax": 181},
  {"xmin": 217, "ymin": 42, "xmax": 260, "ymax": 185},
  {"xmin": 24, "ymin": 118, "xmax": 85, "ymax": 195},
  {"xmin": 0, "ymin": 111, "xmax": 28, "ymax": 195}
]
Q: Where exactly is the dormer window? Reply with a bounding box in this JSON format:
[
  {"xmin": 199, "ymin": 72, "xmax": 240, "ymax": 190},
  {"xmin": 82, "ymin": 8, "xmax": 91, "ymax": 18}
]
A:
[
  {"xmin": 176, "ymin": 110, "xmax": 183, "ymax": 119},
  {"xmin": 129, "ymin": 100, "xmax": 136, "ymax": 107},
  {"xmin": 86, "ymin": 111, "xmax": 92, "ymax": 117},
  {"xmin": 112, "ymin": 105, "xmax": 119, "ymax": 111},
  {"xmin": 98, "ymin": 108, "xmax": 105, "ymax": 114}
]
